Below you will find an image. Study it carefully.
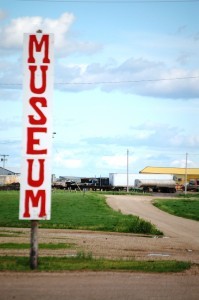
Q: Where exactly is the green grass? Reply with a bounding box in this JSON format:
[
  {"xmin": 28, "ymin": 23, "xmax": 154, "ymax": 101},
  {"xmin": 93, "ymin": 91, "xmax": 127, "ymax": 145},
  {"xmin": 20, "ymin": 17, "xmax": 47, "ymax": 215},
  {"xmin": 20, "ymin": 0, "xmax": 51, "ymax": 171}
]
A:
[
  {"xmin": 0, "ymin": 191, "xmax": 162, "ymax": 235},
  {"xmin": 0, "ymin": 243, "xmax": 74, "ymax": 250},
  {"xmin": 153, "ymin": 198, "xmax": 199, "ymax": 221},
  {"xmin": 0, "ymin": 256, "xmax": 191, "ymax": 273},
  {"xmin": 0, "ymin": 230, "xmax": 25, "ymax": 237},
  {"xmin": 178, "ymin": 192, "xmax": 199, "ymax": 199}
]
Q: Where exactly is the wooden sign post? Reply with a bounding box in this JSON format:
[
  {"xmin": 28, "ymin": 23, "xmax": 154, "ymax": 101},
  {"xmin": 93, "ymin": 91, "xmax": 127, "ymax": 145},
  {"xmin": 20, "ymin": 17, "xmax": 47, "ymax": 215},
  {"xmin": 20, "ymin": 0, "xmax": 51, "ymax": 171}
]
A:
[
  {"xmin": 19, "ymin": 31, "xmax": 54, "ymax": 269},
  {"xmin": 30, "ymin": 220, "xmax": 38, "ymax": 269}
]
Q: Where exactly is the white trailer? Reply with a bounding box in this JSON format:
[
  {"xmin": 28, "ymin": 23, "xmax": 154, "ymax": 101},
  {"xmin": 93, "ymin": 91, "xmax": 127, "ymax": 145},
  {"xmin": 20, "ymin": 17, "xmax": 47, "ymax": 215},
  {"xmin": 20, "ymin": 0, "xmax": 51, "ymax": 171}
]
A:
[{"xmin": 109, "ymin": 173, "xmax": 175, "ymax": 188}]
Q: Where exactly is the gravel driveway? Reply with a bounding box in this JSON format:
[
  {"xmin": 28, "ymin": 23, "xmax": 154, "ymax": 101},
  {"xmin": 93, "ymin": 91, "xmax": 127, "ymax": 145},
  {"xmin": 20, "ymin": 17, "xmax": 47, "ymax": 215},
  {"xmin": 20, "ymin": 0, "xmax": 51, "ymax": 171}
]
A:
[
  {"xmin": 107, "ymin": 195, "xmax": 199, "ymax": 248},
  {"xmin": 106, "ymin": 195, "xmax": 199, "ymax": 264}
]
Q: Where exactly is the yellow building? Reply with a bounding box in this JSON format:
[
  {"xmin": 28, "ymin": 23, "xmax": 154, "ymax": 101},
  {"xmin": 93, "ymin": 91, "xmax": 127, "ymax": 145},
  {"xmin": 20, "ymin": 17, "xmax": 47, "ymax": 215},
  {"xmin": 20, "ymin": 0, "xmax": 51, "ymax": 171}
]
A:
[{"xmin": 139, "ymin": 166, "xmax": 199, "ymax": 184}]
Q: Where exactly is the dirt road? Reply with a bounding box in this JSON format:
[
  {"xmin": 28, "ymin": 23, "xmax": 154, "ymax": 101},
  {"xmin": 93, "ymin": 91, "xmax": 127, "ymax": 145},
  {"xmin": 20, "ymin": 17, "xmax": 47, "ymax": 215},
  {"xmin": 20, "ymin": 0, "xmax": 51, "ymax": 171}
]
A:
[
  {"xmin": 0, "ymin": 271, "xmax": 199, "ymax": 300},
  {"xmin": 106, "ymin": 195, "xmax": 199, "ymax": 250},
  {"xmin": 106, "ymin": 195, "xmax": 199, "ymax": 264}
]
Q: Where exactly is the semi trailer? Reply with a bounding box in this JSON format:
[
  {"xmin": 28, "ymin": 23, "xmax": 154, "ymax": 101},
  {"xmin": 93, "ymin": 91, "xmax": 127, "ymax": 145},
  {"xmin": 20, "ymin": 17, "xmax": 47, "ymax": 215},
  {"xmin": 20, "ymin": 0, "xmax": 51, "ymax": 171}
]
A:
[
  {"xmin": 109, "ymin": 173, "xmax": 175, "ymax": 189},
  {"xmin": 134, "ymin": 179, "xmax": 176, "ymax": 193},
  {"xmin": 51, "ymin": 173, "xmax": 177, "ymax": 192}
]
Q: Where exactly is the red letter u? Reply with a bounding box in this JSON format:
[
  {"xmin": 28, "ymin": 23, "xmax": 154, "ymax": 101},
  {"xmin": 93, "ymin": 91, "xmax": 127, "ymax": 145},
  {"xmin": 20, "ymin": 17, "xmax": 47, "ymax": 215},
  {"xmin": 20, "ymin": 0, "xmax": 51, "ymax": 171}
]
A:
[
  {"xmin": 29, "ymin": 65, "xmax": 48, "ymax": 94},
  {"xmin": 27, "ymin": 159, "xmax": 45, "ymax": 187}
]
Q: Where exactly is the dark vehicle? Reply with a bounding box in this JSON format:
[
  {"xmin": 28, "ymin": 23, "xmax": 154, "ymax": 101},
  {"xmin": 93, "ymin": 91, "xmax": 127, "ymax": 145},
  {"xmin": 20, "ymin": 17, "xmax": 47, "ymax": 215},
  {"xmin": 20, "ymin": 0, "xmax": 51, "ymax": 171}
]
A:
[{"xmin": 183, "ymin": 179, "xmax": 199, "ymax": 192}]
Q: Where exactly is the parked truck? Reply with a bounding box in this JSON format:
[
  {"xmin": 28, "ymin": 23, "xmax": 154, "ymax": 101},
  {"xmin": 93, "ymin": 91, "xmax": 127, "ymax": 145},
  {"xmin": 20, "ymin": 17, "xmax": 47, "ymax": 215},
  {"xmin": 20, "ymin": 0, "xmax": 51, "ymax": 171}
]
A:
[
  {"xmin": 134, "ymin": 179, "xmax": 176, "ymax": 193},
  {"xmin": 183, "ymin": 179, "xmax": 199, "ymax": 192}
]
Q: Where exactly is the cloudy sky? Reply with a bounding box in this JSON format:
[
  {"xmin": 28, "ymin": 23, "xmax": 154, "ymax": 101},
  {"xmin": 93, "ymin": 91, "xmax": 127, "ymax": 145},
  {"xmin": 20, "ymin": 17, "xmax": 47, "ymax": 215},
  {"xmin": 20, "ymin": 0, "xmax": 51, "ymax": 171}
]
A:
[{"xmin": 0, "ymin": 0, "xmax": 199, "ymax": 178}]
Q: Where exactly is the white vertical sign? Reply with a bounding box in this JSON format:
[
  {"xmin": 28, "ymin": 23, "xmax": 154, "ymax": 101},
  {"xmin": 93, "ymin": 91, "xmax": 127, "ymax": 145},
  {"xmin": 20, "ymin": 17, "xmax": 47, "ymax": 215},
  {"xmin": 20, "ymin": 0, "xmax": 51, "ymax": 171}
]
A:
[{"xmin": 19, "ymin": 33, "xmax": 54, "ymax": 220}]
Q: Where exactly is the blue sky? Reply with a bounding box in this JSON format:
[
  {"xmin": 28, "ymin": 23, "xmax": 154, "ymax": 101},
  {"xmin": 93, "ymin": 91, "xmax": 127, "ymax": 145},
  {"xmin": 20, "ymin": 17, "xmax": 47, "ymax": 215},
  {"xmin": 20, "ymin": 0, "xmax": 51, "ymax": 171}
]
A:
[{"xmin": 0, "ymin": 0, "xmax": 199, "ymax": 178}]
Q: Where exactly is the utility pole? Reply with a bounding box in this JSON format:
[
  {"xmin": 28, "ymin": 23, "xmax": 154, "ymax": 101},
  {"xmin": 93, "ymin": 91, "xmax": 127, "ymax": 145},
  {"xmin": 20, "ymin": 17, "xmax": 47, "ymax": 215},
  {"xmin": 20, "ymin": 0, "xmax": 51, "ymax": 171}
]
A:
[
  {"xmin": 184, "ymin": 152, "xmax": 188, "ymax": 195},
  {"xmin": 127, "ymin": 149, "xmax": 129, "ymax": 193},
  {"xmin": 0, "ymin": 154, "xmax": 9, "ymax": 168}
]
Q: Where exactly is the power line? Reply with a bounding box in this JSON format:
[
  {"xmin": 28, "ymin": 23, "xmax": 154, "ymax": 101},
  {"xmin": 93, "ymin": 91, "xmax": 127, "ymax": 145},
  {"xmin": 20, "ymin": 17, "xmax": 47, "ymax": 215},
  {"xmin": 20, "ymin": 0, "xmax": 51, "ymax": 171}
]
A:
[
  {"xmin": 56, "ymin": 76, "xmax": 199, "ymax": 85},
  {"xmin": 17, "ymin": 0, "xmax": 199, "ymax": 3},
  {"xmin": 0, "ymin": 75, "xmax": 198, "ymax": 88}
]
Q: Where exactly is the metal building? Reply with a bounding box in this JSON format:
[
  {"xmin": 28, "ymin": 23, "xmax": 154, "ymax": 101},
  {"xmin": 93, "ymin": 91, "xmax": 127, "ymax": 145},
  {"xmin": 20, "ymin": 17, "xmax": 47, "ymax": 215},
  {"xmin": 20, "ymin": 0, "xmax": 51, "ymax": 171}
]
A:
[
  {"xmin": 0, "ymin": 167, "xmax": 19, "ymax": 176},
  {"xmin": 139, "ymin": 166, "xmax": 199, "ymax": 184},
  {"xmin": 0, "ymin": 167, "xmax": 20, "ymax": 185}
]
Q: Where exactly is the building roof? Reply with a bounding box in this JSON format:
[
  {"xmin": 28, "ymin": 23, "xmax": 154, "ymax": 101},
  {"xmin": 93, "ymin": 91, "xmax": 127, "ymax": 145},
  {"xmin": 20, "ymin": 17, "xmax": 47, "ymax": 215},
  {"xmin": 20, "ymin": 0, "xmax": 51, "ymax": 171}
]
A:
[
  {"xmin": 139, "ymin": 166, "xmax": 199, "ymax": 176},
  {"xmin": 0, "ymin": 167, "xmax": 19, "ymax": 176}
]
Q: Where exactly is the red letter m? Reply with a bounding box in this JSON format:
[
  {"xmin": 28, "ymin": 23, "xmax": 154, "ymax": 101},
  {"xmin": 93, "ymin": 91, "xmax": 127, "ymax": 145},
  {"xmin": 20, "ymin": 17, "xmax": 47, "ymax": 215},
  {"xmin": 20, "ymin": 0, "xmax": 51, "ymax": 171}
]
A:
[
  {"xmin": 28, "ymin": 34, "xmax": 50, "ymax": 64},
  {"xmin": 23, "ymin": 190, "xmax": 46, "ymax": 218}
]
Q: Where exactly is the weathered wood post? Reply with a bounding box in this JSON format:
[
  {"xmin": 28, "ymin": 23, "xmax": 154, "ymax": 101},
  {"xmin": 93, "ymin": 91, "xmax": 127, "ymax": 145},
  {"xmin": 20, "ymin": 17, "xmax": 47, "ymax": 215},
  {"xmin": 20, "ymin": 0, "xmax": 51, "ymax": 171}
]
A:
[{"xmin": 30, "ymin": 220, "xmax": 39, "ymax": 269}]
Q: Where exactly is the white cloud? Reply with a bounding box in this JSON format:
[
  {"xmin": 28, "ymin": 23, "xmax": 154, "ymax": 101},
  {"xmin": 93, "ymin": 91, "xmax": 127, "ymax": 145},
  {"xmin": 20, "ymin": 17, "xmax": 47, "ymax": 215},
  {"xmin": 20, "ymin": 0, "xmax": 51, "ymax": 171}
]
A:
[
  {"xmin": 84, "ymin": 121, "xmax": 199, "ymax": 151},
  {"xmin": 0, "ymin": 13, "xmax": 75, "ymax": 49},
  {"xmin": 54, "ymin": 150, "xmax": 82, "ymax": 169},
  {"xmin": 171, "ymin": 159, "xmax": 195, "ymax": 168},
  {"xmin": 185, "ymin": 136, "xmax": 199, "ymax": 147},
  {"xmin": 0, "ymin": 13, "xmax": 198, "ymax": 100},
  {"xmin": 0, "ymin": 12, "xmax": 101, "ymax": 55},
  {"xmin": 99, "ymin": 154, "xmax": 135, "ymax": 170},
  {"xmin": 55, "ymin": 57, "xmax": 199, "ymax": 99}
]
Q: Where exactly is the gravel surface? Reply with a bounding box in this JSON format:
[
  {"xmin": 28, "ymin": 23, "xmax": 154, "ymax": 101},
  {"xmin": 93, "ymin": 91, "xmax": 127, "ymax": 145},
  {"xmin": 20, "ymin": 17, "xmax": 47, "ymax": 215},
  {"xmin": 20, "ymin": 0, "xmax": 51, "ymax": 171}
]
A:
[
  {"xmin": 107, "ymin": 195, "xmax": 199, "ymax": 255},
  {"xmin": 1, "ymin": 271, "xmax": 199, "ymax": 300}
]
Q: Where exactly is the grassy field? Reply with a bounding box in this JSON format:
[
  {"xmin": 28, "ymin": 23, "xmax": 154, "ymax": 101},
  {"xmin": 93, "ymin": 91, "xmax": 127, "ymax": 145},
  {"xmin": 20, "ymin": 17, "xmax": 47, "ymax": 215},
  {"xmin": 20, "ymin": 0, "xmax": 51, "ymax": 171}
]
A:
[
  {"xmin": 0, "ymin": 191, "xmax": 162, "ymax": 235},
  {"xmin": 153, "ymin": 195, "xmax": 199, "ymax": 221},
  {"xmin": 0, "ymin": 255, "xmax": 191, "ymax": 273}
]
